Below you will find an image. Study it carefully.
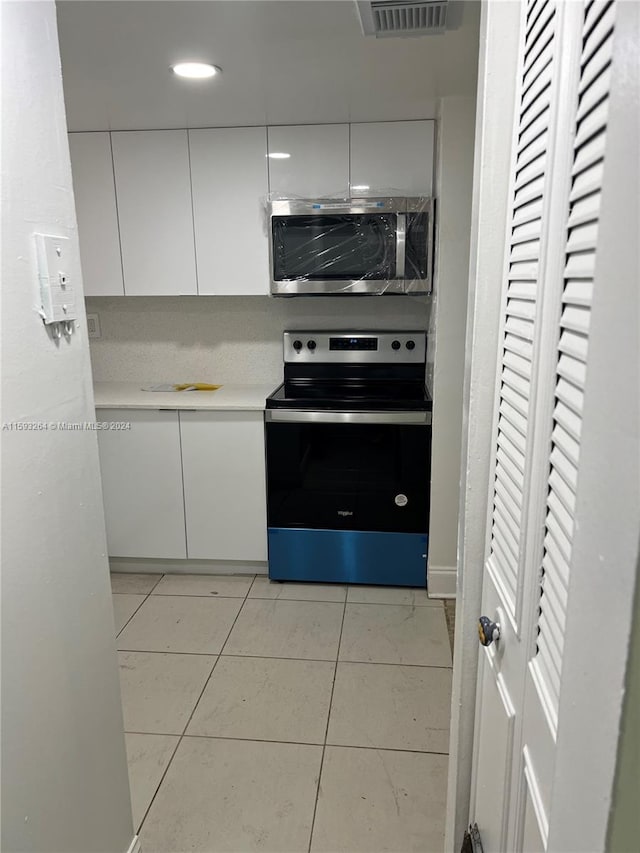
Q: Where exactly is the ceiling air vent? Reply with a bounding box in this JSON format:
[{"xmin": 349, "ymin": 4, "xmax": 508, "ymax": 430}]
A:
[{"xmin": 356, "ymin": 0, "xmax": 449, "ymax": 37}]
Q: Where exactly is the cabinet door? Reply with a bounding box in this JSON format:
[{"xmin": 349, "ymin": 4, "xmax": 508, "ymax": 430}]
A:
[
  {"xmin": 350, "ymin": 120, "xmax": 435, "ymax": 195},
  {"xmin": 111, "ymin": 131, "xmax": 197, "ymax": 295},
  {"xmin": 180, "ymin": 411, "xmax": 267, "ymax": 562},
  {"xmin": 68, "ymin": 132, "xmax": 124, "ymax": 296},
  {"xmin": 267, "ymin": 124, "xmax": 349, "ymax": 197},
  {"xmin": 97, "ymin": 409, "xmax": 187, "ymax": 559},
  {"xmin": 190, "ymin": 127, "xmax": 269, "ymax": 295}
]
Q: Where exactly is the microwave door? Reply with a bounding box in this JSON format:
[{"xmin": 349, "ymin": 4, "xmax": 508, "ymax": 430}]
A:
[{"xmin": 271, "ymin": 213, "xmax": 403, "ymax": 295}]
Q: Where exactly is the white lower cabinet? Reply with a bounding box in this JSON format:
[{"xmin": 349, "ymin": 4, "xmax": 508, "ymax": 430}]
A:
[
  {"xmin": 97, "ymin": 408, "xmax": 267, "ymax": 563},
  {"xmin": 179, "ymin": 411, "xmax": 267, "ymax": 562},
  {"xmin": 97, "ymin": 409, "xmax": 187, "ymax": 559}
]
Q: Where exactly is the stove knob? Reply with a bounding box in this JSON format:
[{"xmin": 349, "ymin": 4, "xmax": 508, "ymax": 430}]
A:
[
  {"xmin": 406, "ymin": 340, "xmax": 416, "ymax": 350},
  {"xmin": 293, "ymin": 339, "xmax": 303, "ymax": 352},
  {"xmin": 391, "ymin": 340, "xmax": 401, "ymax": 350},
  {"xmin": 307, "ymin": 339, "xmax": 317, "ymax": 351}
]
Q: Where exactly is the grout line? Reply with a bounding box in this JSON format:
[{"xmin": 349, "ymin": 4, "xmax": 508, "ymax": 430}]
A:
[
  {"xmin": 307, "ymin": 590, "xmax": 348, "ymax": 853},
  {"xmin": 218, "ymin": 581, "xmax": 255, "ymax": 657},
  {"xmin": 345, "ymin": 599, "xmax": 444, "ymax": 608},
  {"xmin": 124, "ymin": 732, "xmax": 450, "ymax": 757},
  {"xmin": 134, "ymin": 652, "xmax": 222, "ymax": 834},
  {"xmin": 330, "ymin": 658, "xmax": 453, "ymax": 671},
  {"xmin": 132, "ymin": 721, "xmax": 183, "ymax": 835},
  {"xmin": 114, "ymin": 648, "xmax": 452, "ymax": 669},
  {"xmin": 115, "ymin": 578, "xmax": 446, "ymax": 608},
  {"xmin": 112, "ymin": 592, "xmax": 148, "ymax": 596},
  {"xmin": 132, "ymin": 579, "xmax": 256, "ymax": 835},
  {"xmin": 150, "ymin": 593, "xmax": 252, "ymax": 599},
  {"xmin": 245, "ymin": 596, "xmax": 347, "ymax": 605},
  {"xmin": 147, "ymin": 574, "xmax": 166, "ymax": 594},
  {"xmin": 181, "ymin": 577, "xmax": 254, "ymax": 736},
  {"xmin": 114, "ymin": 574, "xmax": 165, "ymax": 638},
  {"xmin": 179, "ymin": 654, "xmax": 222, "ymax": 738},
  {"xmin": 320, "ymin": 741, "xmax": 450, "ymax": 757},
  {"xmin": 125, "ymin": 730, "xmax": 188, "ymax": 737},
  {"xmin": 246, "ymin": 595, "xmax": 442, "ymax": 608},
  {"xmin": 117, "ymin": 649, "xmax": 240, "ymax": 657},
  {"xmin": 113, "ymin": 592, "xmax": 443, "ymax": 605}
]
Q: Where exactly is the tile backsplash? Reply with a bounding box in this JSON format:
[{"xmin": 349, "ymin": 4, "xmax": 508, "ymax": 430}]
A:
[{"xmin": 86, "ymin": 295, "xmax": 431, "ymax": 386}]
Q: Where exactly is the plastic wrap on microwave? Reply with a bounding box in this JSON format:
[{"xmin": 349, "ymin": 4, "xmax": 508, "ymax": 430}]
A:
[{"xmin": 265, "ymin": 194, "xmax": 434, "ymax": 296}]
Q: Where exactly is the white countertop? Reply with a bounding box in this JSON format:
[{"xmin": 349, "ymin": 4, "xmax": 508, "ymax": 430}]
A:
[{"xmin": 93, "ymin": 381, "xmax": 276, "ymax": 411}]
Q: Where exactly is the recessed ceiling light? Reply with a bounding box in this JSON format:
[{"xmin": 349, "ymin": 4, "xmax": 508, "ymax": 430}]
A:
[
  {"xmin": 351, "ymin": 185, "xmax": 370, "ymax": 191},
  {"xmin": 268, "ymin": 152, "xmax": 291, "ymax": 160},
  {"xmin": 171, "ymin": 62, "xmax": 221, "ymax": 79}
]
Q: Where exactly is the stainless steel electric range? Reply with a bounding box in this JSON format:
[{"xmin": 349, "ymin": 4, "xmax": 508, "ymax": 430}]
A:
[{"xmin": 265, "ymin": 330, "xmax": 432, "ymax": 587}]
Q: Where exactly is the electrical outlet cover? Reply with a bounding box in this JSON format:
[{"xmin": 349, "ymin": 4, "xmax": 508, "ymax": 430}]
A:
[{"xmin": 86, "ymin": 313, "xmax": 101, "ymax": 339}]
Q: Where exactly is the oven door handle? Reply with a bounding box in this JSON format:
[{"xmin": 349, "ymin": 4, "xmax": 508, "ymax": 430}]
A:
[{"xmin": 265, "ymin": 410, "xmax": 431, "ymax": 425}]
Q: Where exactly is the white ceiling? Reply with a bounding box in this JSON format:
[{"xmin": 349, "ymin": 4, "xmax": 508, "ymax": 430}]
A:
[{"xmin": 57, "ymin": 0, "xmax": 480, "ymax": 132}]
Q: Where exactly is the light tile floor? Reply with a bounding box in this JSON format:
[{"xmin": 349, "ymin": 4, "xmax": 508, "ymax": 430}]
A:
[{"xmin": 111, "ymin": 572, "xmax": 453, "ymax": 853}]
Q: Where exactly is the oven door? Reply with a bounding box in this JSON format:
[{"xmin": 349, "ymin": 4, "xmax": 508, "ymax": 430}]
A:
[{"xmin": 265, "ymin": 410, "xmax": 432, "ymax": 585}]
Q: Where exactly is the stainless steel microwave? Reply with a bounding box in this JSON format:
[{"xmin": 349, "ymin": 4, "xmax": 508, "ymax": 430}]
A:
[{"xmin": 268, "ymin": 197, "xmax": 434, "ymax": 296}]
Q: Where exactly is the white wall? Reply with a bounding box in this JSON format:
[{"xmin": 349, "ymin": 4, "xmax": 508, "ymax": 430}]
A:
[
  {"xmin": 427, "ymin": 95, "xmax": 477, "ymax": 596},
  {"xmin": 86, "ymin": 295, "xmax": 431, "ymax": 385},
  {"xmin": 1, "ymin": 3, "xmax": 134, "ymax": 850}
]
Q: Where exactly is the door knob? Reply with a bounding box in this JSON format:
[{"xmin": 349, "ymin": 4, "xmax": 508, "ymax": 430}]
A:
[{"xmin": 478, "ymin": 616, "xmax": 501, "ymax": 646}]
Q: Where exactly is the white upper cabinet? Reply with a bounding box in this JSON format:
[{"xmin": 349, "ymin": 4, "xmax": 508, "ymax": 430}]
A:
[
  {"xmin": 189, "ymin": 127, "xmax": 269, "ymax": 296},
  {"xmin": 68, "ymin": 132, "xmax": 124, "ymax": 296},
  {"xmin": 350, "ymin": 120, "xmax": 435, "ymax": 196},
  {"xmin": 111, "ymin": 130, "xmax": 197, "ymax": 295},
  {"xmin": 267, "ymin": 124, "xmax": 349, "ymax": 197},
  {"xmin": 70, "ymin": 121, "xmax": 434, "ymax": 299}
]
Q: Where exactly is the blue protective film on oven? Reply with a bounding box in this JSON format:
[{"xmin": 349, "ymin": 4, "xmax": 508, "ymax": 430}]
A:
[{"xmin": 267, "ymin": 528, "xmax": 428, "ymax": 588}]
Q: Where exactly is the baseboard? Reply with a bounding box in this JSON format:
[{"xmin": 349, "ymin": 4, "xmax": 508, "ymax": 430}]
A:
[
  {"xmin": 108, "ymin": 557, "xmax": 268, "ymax": 576},
  {"xmin": 125, "ymin": 835, "xmax": 141, "ymax": 853},
  {"xmin": 109, "ymin": 556, "xmax": 455, "ymax": 594},
  {"xmin": 427, "ymin": 565, "xmax": 457, "ymax": 598}
]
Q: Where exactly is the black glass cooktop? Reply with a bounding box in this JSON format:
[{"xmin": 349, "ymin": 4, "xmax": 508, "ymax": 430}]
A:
[{"xmin": 266, "ymin": 379, "xmax": 432, "ymax": 412}]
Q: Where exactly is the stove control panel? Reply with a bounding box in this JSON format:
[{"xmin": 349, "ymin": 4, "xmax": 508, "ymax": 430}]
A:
[
  {"xmin": 330, "ymin": 336, "xmax": 377, "ymax": 351},
  {"xmin": 283, "ymin": 331, "xmax": 426, "ymax": 364}
]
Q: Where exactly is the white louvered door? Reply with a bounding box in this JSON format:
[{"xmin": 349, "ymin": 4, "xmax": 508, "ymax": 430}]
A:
[
  {"xmin": 517, "ymin": 2, "xmax": 618, "ymax": 849},
  {"xmin": 470, "ymin": 1, "xmax": 617, "ymax": 850}
]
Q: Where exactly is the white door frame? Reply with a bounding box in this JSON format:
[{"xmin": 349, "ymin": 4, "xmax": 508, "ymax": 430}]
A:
[
  {"xmin": 445, "ymin": 2, "xmax": 640, "ymax": 851},
  {"xmin": 444, "ymin": 1, "xmax": 523, "ymax": 848}
]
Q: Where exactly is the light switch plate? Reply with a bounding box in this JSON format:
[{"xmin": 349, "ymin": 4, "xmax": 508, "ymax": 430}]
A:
[
  {"xmin": 34, "ymin": 233, "xmax": 77, "ymax": 324},
  {"xmin": 86, "ymin": 313, "xmax": 101, "ymax": 339}
]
